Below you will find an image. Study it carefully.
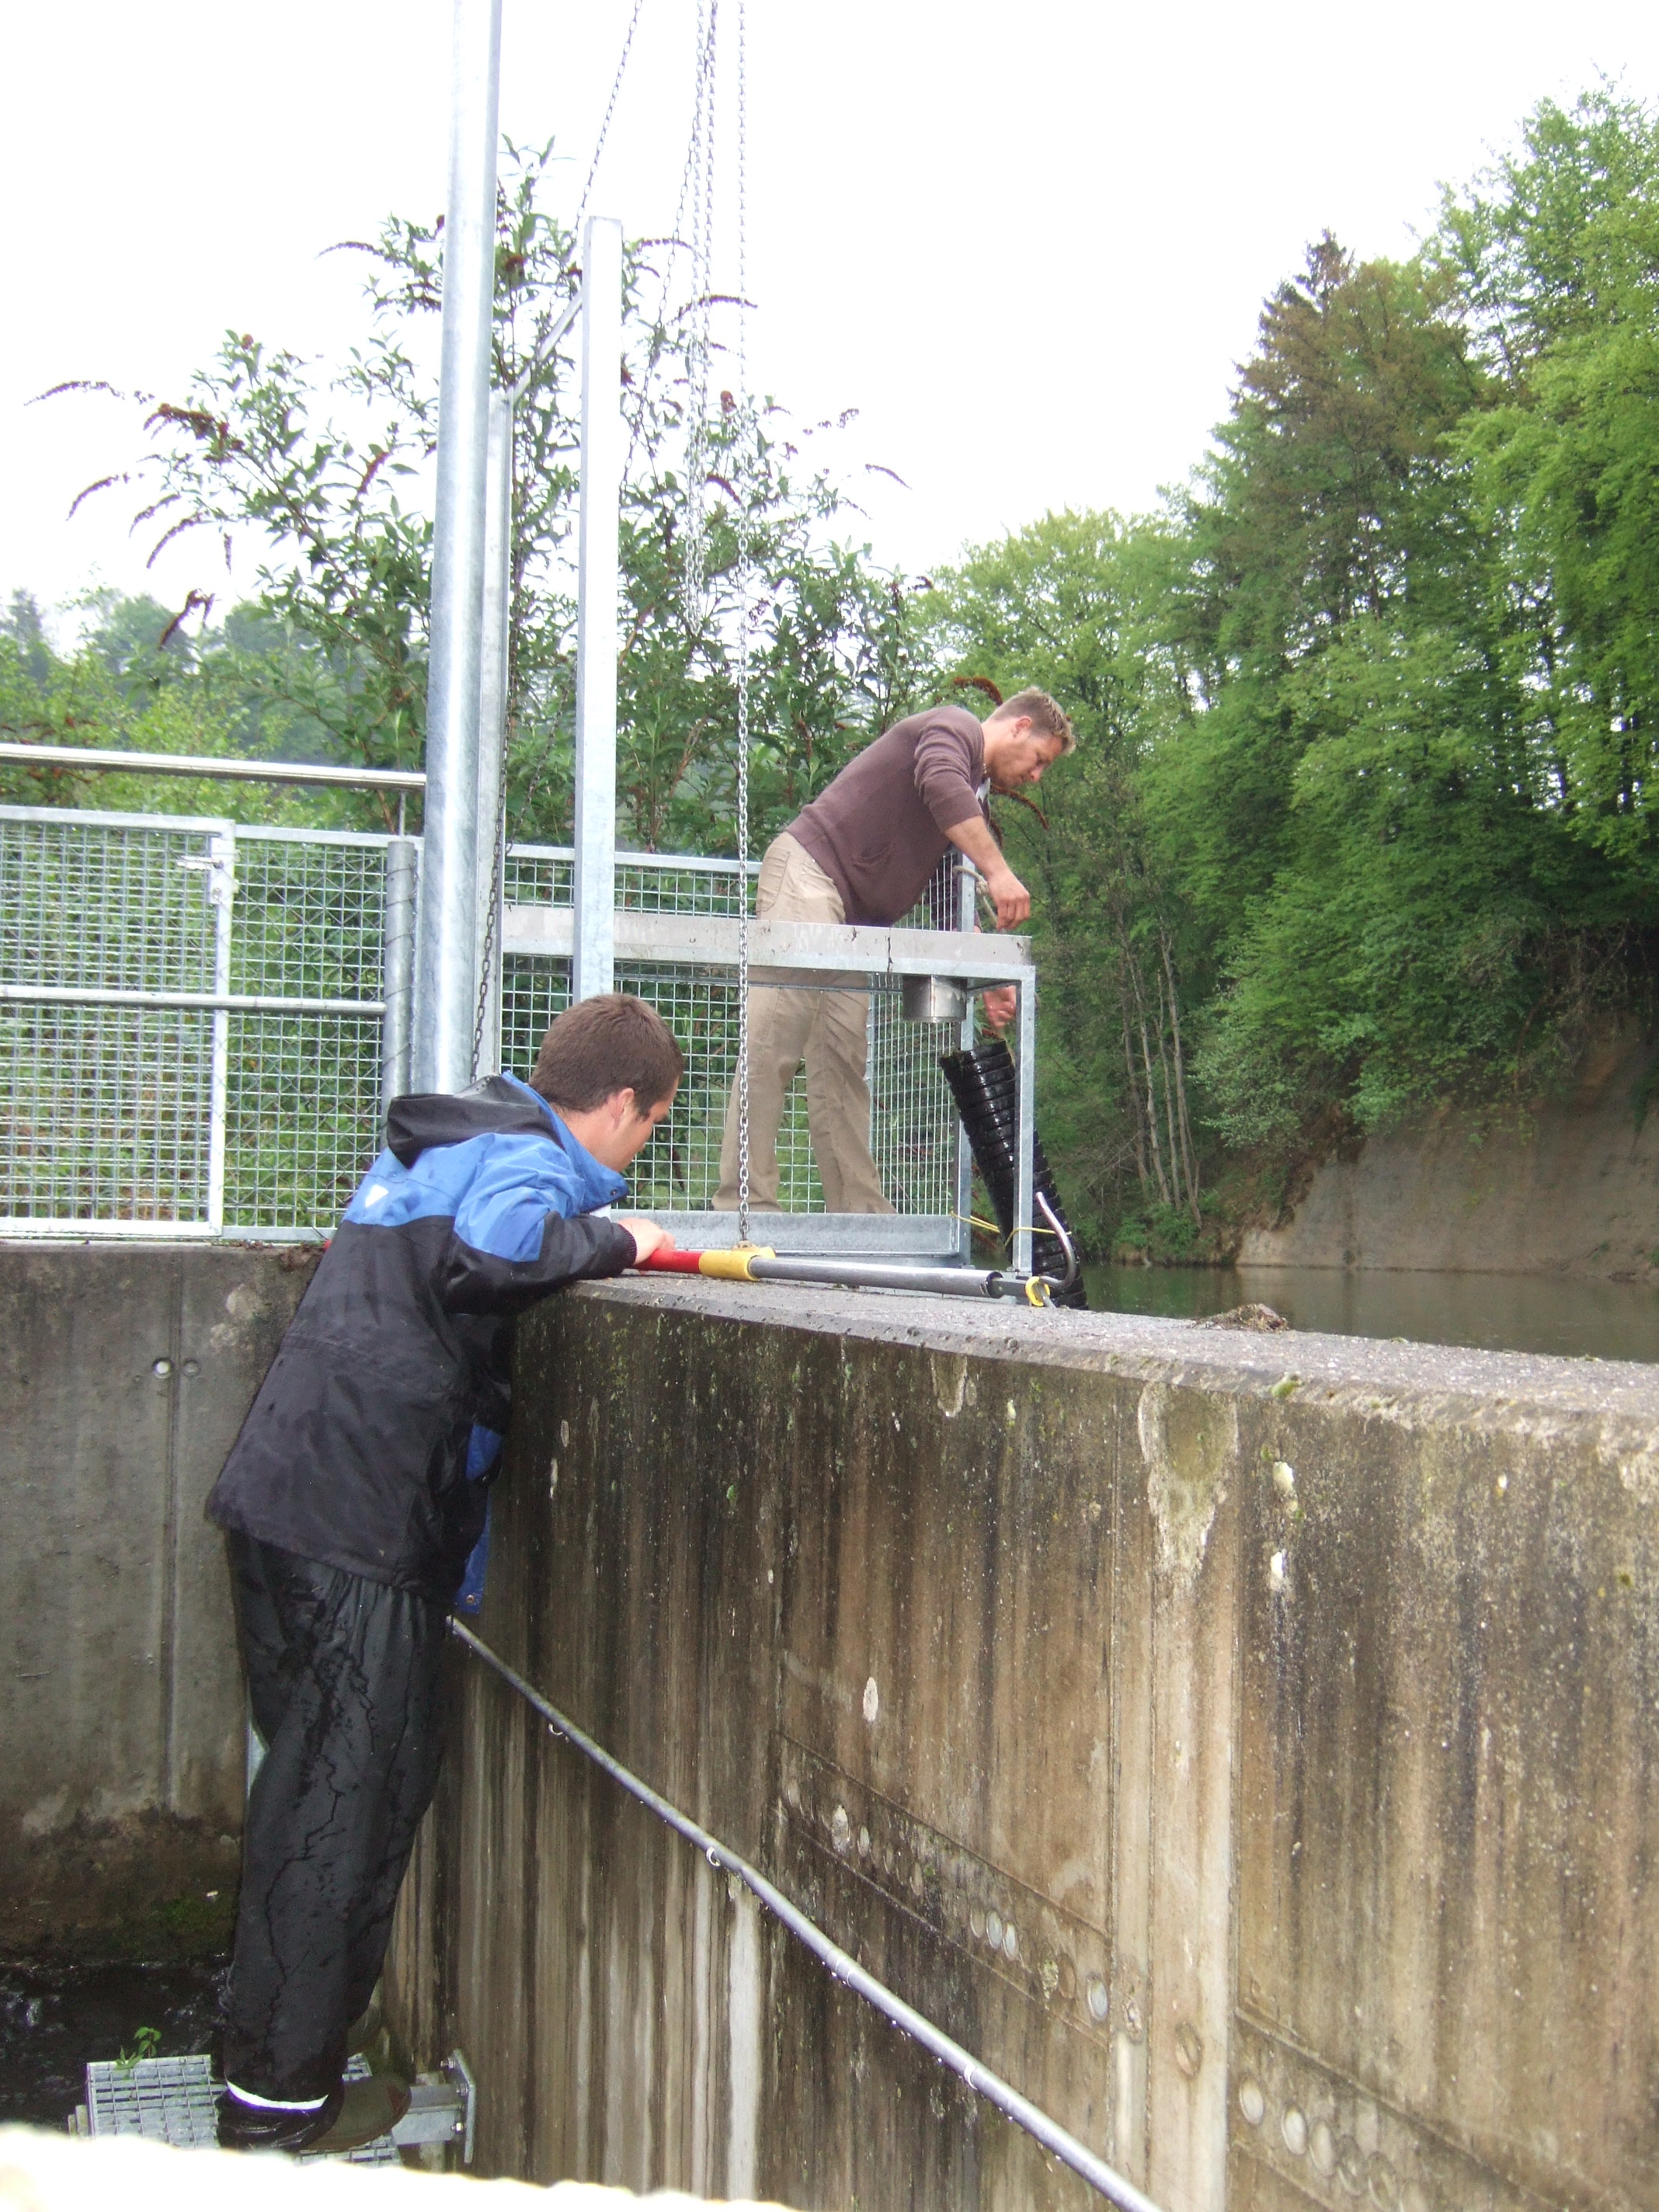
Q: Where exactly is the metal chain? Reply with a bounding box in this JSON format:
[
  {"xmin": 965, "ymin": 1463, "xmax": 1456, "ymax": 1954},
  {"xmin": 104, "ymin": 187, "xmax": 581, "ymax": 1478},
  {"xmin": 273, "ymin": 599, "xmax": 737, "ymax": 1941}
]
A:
[
  {"xmin": 470, "ymin": 800, "xmax": 506, "ymax": 1082},
  {"xmin": 573, "ymin": 0, "xmax": 645, "ymax": 238},
  {"xmin": 734, "ymin": 0, "xmax": 752, "ymax": 1243},
  {"xmin": 681, "ymin": 0, "xmax": 718, "ymax": 634}
]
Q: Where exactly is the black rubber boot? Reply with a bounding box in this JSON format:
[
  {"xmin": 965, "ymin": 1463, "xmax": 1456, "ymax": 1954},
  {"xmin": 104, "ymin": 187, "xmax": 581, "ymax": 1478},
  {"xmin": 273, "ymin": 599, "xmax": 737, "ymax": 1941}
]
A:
[{"xmin": 217, "ymin": 2082, "xmax": 345, "ymax": 2154}]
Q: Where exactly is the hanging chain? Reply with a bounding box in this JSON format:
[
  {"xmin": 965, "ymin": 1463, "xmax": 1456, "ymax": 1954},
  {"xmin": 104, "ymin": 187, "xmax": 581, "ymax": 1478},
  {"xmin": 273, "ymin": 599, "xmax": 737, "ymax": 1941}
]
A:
[
  {"xmin": 574, "ymin": 0, "xmax": 645, "ymax": 238},
  {"xmin": 681, "ymin": 0, "xmax": 718, "ymax": 635},
  {"xmin": 471, "ymin": 798, "xmax": 506, "ymax": 1082},
  {"xmin": 734, "ymin": 0, "xmax": 752, "ymax": 1243}
]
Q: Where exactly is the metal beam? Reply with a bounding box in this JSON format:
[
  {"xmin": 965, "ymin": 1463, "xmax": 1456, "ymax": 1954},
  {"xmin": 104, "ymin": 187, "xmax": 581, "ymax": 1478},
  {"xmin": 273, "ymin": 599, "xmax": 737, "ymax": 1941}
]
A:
[
  {"xmin": 0, "ymin": 742, "xmax": 424, "ymax": 792},
  {"xmin": 415, "ymin": 0, "xmax": 502, "ymax": 1090},
  {"xmin": 474, "ymin": 390, "xmax": 513, "ymax": 1077},
  {"xmin": 572, "ymin": 216, "xmax": 624, "ymax": 1003},
  {"xmin": 502, "ymin": 906, "xmax": 1033, "ymax": 985},
  {"xmin": 381, "ymin": 836, "xmax": 418, "ymax": 1110}
]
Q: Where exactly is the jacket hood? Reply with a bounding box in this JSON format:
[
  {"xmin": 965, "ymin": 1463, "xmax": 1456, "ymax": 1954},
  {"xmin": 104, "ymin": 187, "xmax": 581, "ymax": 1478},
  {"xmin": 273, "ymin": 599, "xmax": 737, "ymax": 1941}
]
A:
[
  {"xmin": 384, "ymin": 1073, "xmax": 628, "ymax": 1213},
  {"xmin": 385, "ymin": 1075, "xmax": 556, "ymax": 1167}
]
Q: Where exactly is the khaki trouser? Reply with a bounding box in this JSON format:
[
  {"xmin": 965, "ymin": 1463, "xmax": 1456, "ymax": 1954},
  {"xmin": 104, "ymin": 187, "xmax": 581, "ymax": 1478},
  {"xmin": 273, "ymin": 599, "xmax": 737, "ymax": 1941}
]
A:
[{"xmin": 713, "ymin": 833, "xmax": 893, "ymax": 1214}]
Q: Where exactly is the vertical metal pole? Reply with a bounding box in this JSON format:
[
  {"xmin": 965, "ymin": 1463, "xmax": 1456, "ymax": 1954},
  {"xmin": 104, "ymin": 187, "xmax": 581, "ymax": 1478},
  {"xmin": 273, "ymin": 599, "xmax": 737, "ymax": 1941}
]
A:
[
  {"xmin": 1014, "ymin": 975, "xmax": 1036, "ymax": 1276},
  {"xmin": 381, "ymin": 837, "xmax": 418, "ymax": 1113},
  {"xmin": 572, "ymin": 215, "xmax": 624, "ymax": 1003},
  {"xmin": 413, "ymin": 0, "xmax": 502, "ymax": 1090},
  {"xmin": 206, "ymin": 829, "xmax": 234, "ymax": 1232},
  {"xmin": 474, "ymin": 391, "xmax": 513, "ymax": 1077},
  {"xmin": 955, "ymin": 855, "xmax": 976, "ymax": 1261}
]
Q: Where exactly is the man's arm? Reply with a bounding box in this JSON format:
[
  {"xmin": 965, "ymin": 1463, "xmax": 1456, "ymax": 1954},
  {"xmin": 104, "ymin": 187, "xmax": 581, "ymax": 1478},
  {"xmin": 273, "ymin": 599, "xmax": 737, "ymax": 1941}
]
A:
[
  {"xmin": 436, "ymin": 1136, "xmax": 649, "ymax": 1315},
  {"xmin": 944, "ymin": 816, "xmax": 1031, "ymax": 928}
]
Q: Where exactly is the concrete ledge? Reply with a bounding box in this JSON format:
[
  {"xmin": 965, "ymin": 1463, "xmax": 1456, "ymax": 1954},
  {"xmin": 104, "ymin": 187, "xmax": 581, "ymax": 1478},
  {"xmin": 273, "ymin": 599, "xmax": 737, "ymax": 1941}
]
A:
[{"xmin": 390, "ymin": 1277, "xmax": 1659, "ymax": 2210}]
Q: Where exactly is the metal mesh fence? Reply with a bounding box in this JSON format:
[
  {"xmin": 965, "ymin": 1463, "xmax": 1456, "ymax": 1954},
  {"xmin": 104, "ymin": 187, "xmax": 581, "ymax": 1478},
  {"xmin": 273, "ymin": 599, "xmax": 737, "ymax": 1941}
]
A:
[
  {"xmin": 1, "ymin": 811, "xmax": 968, "ymax": 1234},
  {"xmin": 228, "ymin": 830, "xmax": 390, "ymax": 1230},
  {"xmin": 0, "ymin": 812, "xmax": 223, "ymax": 1224}
]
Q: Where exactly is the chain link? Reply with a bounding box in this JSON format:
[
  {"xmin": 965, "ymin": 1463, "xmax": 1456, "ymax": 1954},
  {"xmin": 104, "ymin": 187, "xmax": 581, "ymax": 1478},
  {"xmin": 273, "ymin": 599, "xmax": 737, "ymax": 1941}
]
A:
[
  {"xmin": 573, "ymin": 0, "xmax": 645, "ymax": 238},
  {"xmin": 734, "ymin": 0, "xmax": 751, "ymax": 1243},
  {"xmin": 681, "ymin": 0, "xmax": 718, "ymax": 635},
  {"xmin": 470, "ymin": 798, "xmax": 506, "ymax": 1082}
]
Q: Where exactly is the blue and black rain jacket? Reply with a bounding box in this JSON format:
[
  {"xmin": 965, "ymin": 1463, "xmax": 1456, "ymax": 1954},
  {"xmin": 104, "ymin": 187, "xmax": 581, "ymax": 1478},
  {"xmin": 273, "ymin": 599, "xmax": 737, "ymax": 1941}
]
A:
[{"xmin": 207, "ymin": 1073, "xmax": 637, "ymax": 1602}]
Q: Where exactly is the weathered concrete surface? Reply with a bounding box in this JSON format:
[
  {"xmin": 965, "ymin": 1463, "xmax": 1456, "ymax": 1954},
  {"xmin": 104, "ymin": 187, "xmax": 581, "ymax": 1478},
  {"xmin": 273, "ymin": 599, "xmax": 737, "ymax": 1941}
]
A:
[
  {"xmin": 387, "ymin": 1281, "xmax": 1659, "ymax": 2212},
  {"xmin": 0, "ymin": 1243, "xmax": 315, "ymax": 1959},
  {"xmin": 1240, "ymin": 1028, "xmax": 1659, "ymax": 1279}
]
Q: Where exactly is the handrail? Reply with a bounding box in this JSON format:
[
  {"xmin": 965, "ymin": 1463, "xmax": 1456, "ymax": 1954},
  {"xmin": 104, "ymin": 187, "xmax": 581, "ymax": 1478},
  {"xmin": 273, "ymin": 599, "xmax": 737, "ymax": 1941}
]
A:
[
  {"xmin": 0, "ymin": 740, "xmax": 426, "ymax": 791},
  {"xmin": 449, "ymin": 1619, "xmax": 1164, "ymax": 2212}
]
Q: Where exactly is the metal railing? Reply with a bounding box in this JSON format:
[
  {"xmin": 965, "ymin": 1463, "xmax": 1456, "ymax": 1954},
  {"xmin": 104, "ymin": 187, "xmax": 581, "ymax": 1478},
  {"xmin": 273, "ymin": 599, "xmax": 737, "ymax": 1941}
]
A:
[
  {"xmin": 0, "ymin": 802, "xmax": 1035, "ymax": 1259},
  {"xmin": 451, "ymin": 1619, "xmax": 1157, "ymax": 2212}
]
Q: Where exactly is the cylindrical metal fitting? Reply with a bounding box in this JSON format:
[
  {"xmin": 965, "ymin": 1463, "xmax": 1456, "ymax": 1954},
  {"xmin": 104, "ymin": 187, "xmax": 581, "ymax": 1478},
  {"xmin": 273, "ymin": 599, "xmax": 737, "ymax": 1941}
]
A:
[{"xmin": 901, "ymin": 973, "xmax": 969, "ymax": 1024}]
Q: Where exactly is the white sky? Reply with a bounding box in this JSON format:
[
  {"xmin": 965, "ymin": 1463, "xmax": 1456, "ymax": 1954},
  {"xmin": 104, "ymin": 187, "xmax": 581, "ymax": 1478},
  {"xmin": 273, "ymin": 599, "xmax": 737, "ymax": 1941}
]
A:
[{"xmin": 4, "ymin": 1, "xmax": 1657, "ymax": 641}]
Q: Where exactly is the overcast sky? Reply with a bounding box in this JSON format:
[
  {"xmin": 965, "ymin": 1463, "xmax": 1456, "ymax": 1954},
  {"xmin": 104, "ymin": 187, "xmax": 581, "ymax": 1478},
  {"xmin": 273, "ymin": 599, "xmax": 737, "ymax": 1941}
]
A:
[{"xmin": 5, "ymin": 1, "xmax": 1657, "ymax": 639}]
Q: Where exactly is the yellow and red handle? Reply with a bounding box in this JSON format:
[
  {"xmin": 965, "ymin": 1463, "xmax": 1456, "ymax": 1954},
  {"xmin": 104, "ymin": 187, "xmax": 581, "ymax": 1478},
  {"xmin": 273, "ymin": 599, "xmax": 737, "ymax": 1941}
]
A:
[{"xmin": 635, "ymin": 1244, "xmax": 776, "ymax": 1282}]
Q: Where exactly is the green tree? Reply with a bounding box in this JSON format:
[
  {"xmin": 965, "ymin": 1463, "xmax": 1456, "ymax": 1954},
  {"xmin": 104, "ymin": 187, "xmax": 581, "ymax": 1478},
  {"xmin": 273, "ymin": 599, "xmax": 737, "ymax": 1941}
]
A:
[
  {"xmin": 51, "ymin": 143, "xmax": 921, "ymax": 850},
  {"xmin": 1438, "ymin": 89, "xmax": 1659, "ymax": 870}
]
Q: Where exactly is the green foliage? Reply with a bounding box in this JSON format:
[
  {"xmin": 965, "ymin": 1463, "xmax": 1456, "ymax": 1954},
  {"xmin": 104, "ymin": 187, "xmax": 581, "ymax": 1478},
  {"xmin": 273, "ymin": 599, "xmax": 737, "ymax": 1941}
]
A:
[
  {"xmin": 930, "ymin": 89, "xmax": 1659, "ymax": 1254},
  {"xmin": 47, "ymin": 143, "xmax": 918, "ymax": 851}
]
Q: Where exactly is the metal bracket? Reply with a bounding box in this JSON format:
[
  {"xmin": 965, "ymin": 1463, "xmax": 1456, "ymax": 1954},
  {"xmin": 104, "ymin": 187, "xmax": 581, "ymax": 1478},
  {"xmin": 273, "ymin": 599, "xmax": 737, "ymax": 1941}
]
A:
[{"xmin": 389, "ymin": 2049, "xmax": 475, "ymax": 2165}]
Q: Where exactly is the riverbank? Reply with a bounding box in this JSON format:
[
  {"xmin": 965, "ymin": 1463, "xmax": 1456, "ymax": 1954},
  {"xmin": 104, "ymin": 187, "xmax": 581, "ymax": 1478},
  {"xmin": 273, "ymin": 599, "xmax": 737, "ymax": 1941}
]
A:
[
  {"xmin": 1084, "ymin": 1261, "xmax": 1659, "ymax": 1363},
  {"xmin": 1237, "ymin": 1028, "xmax": 1659, "ymax": 1281}
]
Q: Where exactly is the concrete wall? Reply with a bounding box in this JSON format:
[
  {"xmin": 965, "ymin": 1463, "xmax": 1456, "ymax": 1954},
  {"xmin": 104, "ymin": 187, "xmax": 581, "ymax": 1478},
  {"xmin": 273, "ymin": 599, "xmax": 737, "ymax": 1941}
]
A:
[
  {"xmin": 0, "ymin": 1243, "xmax": 314, "ymax": 1960},
  {"xmin": 388, "ymin": 1280, "xmax": 1659, "ymax": 2212},
  {"xmin": 1240, "ymin": 1028, "xmax": 1659, "ymax": 1278}
]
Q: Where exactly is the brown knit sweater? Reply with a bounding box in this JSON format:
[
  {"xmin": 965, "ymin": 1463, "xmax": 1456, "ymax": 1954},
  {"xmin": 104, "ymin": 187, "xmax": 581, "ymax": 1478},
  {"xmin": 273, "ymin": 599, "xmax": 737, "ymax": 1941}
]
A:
[{"xmin": 784, "ymin": 705, "xmax": 986, "ymax": 926}]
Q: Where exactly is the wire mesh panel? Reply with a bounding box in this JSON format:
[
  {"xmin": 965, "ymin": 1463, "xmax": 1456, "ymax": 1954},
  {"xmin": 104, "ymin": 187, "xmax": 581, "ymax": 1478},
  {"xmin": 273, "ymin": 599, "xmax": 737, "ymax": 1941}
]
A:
[
  {"xmin": 229, "ymin": 831, "xmax": 391, "ymax": 1232},
  {"xmin": 869, "ymin": 989, "xmax": 961, "ymax": 1218},
  {"xmin": 0, "ymin": 810, "xmax": 224, "ymax": 1226},
  {"xmin": 234, "ymin": 831, "xmax": 387, "ymax": 999},
  {"xmin": 0, "ymin": 808, "xmax": 391, "ymax": 1236},
  {"xmin": 2, "ymin": 1003, "xmax": 215, "ymax": 1223},
  {"xmin": 2, "ymin": 808, "xmax": 969, "ymax": 1239},
  {"xmin": 502, "ymin": 846, "xmax": 572, "ymax": 909},
  {"xmin": 224, "ymin": 1012, "xmax": 387, "ymax": 1230}
]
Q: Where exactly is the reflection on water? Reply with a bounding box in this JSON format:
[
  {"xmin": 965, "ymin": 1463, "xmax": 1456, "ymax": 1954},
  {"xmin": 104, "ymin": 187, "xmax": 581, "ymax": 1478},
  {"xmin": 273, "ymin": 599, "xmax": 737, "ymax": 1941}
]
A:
[{"xmin": 1083, "ymin": 1264, "xmax": 1659, "ymax": 1365}]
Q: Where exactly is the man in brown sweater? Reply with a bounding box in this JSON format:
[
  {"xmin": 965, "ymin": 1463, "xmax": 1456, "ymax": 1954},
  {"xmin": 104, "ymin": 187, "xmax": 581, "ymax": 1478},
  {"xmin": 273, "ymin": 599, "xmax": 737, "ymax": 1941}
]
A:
[{"xmin": 714, "ymin": 688, "xmax": 1073, "ymax": 1214}]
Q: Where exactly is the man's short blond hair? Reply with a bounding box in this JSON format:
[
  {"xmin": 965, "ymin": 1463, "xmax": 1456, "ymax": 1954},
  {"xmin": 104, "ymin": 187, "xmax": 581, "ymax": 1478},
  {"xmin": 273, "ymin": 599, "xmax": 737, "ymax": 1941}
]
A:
[{"xmin": 994, "ymin": 688, "xmax": 1075, "ymax": 754}]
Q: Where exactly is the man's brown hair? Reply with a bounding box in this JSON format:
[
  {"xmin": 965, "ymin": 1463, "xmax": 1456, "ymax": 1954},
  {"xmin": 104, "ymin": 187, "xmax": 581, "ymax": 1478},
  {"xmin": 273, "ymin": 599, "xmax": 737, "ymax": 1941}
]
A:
[
  {"xmin": 995, "ymin": 688, "xmax": 1076, "ymax": 755},
  {"xmin": 529, "ymin": 993, "xmax": 683, "ymax": 1114}
]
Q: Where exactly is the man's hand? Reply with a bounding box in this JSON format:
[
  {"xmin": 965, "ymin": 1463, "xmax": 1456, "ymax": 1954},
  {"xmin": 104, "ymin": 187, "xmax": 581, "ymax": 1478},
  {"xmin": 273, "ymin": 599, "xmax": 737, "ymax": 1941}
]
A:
[
  {"xmin": 980, "ymin": 986, "xmax": 1017, "ymax": 1035},
  {"xmin": 983, "ymin": 861, "xmax": 1031, "ymax": 930},
  {"xmin": 621, "ymin": 1218, "xmax": 674, "ymax": 1264},
  {"xmin": 944, "ymin": 818, "xmax": 1032, "ymax": 930}
]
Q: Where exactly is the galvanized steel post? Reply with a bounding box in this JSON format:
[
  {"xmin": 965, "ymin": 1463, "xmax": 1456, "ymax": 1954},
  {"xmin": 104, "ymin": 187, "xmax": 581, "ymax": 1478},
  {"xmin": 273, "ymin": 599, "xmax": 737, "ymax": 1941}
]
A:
[
  {"xmin": 381, "ymin": 837, "xmax": 418, "ymax": 1112},
  {"xmin": 571, "ymin": 215, "xmax": 624, "ymax": 1003},
  {"xmin": 473, "ymin": 389, "xmax": 513, "ymax": 1077},
  {"xmin": 1014, "ymin": 977, "xmax": 1037, "ymax": 1275},
  {"xmin": 413, "ymin": 0, "xmax": 502, "ymax": 1090},
  {"xmin": 955, "ymin": 855, "xmax": 977, "ymax": 1261}
]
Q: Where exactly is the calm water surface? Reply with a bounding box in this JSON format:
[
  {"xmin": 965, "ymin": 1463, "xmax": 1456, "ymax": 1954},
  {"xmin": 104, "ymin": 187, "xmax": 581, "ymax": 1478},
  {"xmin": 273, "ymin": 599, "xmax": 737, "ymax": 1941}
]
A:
[{"xmin": 1083, "ymin": 1264, "xmax": 1659, "ymax": 1366}]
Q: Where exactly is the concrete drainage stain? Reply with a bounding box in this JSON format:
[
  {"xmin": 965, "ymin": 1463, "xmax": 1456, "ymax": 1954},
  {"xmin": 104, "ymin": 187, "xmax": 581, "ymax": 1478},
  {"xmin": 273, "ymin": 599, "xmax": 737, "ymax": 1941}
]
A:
[{"xmin": 0, "ymin": 1960, "xmax": 224, "ymax": 2127}]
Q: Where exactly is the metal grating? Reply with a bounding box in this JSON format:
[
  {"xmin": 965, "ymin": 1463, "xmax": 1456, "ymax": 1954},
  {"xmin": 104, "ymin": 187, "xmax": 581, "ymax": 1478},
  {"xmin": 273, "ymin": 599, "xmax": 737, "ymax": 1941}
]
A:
[
  {"xmin": 234, "ymin": 830, "xmax": 387, "ymax": 999},
  {"xmin": 0, "ymin": 811, "xmax": 219, "ymax": 992},
  {"xmin": 223, "ymin": 1012, "xmax": 386, "ymax": 1230},
  {"xmin": 2, "ymin": 811, "xmax": 972, "ymax": 1237},
  {"xmin": 2, "ymin": 1003, "xmax": 214, "ymax": 1223},
  {"xmin": 85, "ymin": 2052, "xmax": 398, "ymax": 2164}
]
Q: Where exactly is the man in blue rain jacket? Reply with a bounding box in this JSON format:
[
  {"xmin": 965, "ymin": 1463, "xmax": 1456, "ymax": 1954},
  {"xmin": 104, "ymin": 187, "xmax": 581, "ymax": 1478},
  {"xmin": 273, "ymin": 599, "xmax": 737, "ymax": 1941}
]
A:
[{"xmin": 206, "ymin": 993, "xmax": 680, "ymax": 2153}]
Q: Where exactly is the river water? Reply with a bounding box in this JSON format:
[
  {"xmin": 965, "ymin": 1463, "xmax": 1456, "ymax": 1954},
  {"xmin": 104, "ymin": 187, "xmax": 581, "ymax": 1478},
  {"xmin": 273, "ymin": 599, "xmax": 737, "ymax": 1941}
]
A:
[{"xmin": 1083, "ymin": 1264, "xmax": 1659, "ymax": 1365}]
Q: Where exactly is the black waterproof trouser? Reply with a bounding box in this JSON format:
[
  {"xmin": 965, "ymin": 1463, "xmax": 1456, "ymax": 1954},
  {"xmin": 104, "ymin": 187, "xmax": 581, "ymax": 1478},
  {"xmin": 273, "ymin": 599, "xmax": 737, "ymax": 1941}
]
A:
[{"xmin": 222, "ymin": 1532, "xmax": 449, "ymax": 2104}]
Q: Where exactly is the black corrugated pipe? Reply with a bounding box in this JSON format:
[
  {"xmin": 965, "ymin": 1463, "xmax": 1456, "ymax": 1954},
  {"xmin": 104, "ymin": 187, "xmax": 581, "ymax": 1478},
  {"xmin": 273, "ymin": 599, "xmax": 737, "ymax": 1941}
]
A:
[{"xmin": 939, "ymin": 1038, "xmax": 1089, "ymax": 1308}]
